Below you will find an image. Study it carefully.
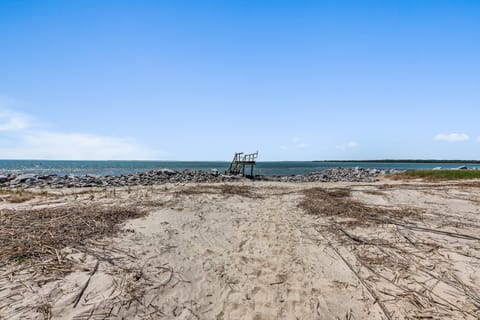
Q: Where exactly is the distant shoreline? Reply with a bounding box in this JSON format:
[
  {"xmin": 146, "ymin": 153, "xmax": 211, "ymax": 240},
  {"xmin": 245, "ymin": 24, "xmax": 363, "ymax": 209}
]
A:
[
  {"xmin": 1, "ymin": 159, "xmax": 480, "ymax": 164},
  {"xmin": 313, "ymin": 160, "xmax": 480, "ymax": 164}
]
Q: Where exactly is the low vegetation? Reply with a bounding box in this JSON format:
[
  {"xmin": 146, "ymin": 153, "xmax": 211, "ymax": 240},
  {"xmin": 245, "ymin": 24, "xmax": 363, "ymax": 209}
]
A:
[
  {"xmin": 5, "ymin": 192, "xmax": 35, "ymax": 203},
  {"xmin": 175, "ymin": 184, "xmax": 263, "ymax": 198},
  {"xmin": 391, "ymin": 170, "xmax": 480, "ymax": 181},
  {"xmin": 0, "ymin": 189, "xmax": 37, "ymax": 203}
]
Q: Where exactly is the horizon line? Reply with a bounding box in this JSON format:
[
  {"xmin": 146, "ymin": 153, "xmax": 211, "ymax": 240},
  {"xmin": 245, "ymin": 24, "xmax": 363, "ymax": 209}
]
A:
[{"xmin": 1, "ymin": 158, "xmax": 480, "ymax": 163}]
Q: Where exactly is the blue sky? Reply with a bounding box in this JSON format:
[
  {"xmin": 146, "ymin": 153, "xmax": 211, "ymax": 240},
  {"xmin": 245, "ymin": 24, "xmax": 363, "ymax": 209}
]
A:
[{"xmin": 0, "ymin": 0, "xmax": 479, "ymax": 160}]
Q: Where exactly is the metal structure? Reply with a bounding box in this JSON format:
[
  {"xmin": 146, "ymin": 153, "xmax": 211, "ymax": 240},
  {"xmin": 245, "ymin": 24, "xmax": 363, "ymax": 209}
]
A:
[{"xmin": 227, "ymin": 151, "xmax": 258, "ymax": 176}]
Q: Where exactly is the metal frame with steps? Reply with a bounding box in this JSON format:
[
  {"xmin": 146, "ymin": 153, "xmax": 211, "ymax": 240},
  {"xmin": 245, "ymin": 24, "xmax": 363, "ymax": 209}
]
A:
[{"xmin": 227, "ymin": 151, "xmax": 258, "ymax": 176}]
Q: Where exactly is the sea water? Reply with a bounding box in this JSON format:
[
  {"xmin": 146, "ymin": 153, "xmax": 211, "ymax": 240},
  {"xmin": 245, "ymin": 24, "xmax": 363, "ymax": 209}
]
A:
[{"xmin": 1, "ymin": 160, "xmax": 479, "ymax": 177}]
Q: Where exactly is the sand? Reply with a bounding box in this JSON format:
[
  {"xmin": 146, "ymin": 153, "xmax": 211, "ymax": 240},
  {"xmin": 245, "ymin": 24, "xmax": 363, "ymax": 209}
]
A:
[{"xmin": 0, "ymin": 179, "xmax": 479, "ymax": 319}]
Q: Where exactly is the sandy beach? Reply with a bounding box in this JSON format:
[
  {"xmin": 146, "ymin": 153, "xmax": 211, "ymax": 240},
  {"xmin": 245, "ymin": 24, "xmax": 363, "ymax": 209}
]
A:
[
  {"xmin": 3, "ymin": 1, "xmax": 479, "ymax": 319},
  {"xmin": 1, "ymin": 178, "xmax": 479, "ymax": 319}
]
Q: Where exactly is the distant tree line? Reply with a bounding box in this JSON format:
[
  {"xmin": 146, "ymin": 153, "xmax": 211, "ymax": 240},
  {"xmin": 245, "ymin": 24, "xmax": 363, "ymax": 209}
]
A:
[{"xmin": 313, "ymin": 160, "xmax": 480, "ymax": 164}]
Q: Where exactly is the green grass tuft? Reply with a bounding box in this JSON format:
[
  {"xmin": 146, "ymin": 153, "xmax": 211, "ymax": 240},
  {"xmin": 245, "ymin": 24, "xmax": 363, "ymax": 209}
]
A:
[{"xmin": 391, "ymin": 170, "xmax": 480, "ymax": 181}]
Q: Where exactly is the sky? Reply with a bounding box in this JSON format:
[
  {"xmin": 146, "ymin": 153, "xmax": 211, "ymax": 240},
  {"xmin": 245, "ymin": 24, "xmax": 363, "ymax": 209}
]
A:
[{"xmin": 0, "ymin": 0, "xmax": 479, "ymax": 161}]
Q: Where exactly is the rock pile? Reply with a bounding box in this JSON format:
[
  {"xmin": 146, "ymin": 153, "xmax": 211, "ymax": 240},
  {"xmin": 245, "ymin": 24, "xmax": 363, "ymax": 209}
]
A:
[
  {"xmin": 0, "ymin": 167, "xmax": 398, "ymax": 189},
  {"xmin": 267, "ymin": 167, "xmax": 400, "ymax": 183}
]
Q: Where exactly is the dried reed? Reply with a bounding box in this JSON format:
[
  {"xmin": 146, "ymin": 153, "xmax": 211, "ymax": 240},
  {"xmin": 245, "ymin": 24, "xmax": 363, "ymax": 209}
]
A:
[{"xmin": 0, "ymin": 204, "xmax": 145, "ymax": 271}]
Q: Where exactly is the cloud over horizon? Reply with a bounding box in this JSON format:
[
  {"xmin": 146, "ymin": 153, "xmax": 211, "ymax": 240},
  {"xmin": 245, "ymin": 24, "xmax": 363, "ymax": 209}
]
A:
[
  {"xmin": 0, "ymin": 108, "xmax": 159, "ymax": 160},
  {"xmin": 434, "ymin": 133, "xmax": 469, "ymax": 142},
  {"xmin": 336, "ymin": 141, "xmax": 359, "ymax": 151},
  {"xmin": 280, "ymin": 138, "xmax": 309, "ymax": 151},
  {"xmin": 0, "ymin": 109, "xmax": 31, "ymax": 132}
]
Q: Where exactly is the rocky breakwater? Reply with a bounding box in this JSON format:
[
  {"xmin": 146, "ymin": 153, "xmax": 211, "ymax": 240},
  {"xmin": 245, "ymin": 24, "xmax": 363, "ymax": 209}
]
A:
[
  {"xmin": 0, "ymin": 169, "xmax": 240, "ymax": 189},
  {"xmin": 267, "ymin": 167, "xmax": 401, "ymax": 183},
  {"xmin": 0, "ymin": 167, "xmax": 398, "ymax": 189}
]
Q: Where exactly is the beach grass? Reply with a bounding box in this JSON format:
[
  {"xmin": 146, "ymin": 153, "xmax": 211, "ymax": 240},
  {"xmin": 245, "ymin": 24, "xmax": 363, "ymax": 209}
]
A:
[
  {"xmin": 0, "ymin": 188, "xmax": 36, "ymax": 203},
  {"xmin": 391, "ymin": 170, "xmax": 480, "ymax": 181}
]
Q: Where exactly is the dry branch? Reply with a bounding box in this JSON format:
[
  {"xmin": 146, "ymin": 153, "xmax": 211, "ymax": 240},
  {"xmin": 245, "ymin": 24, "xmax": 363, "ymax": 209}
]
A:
[
  {"xmin": 380, "ymin": 218, "xmax": 480, "ymax": 241},
  {"xmin": 73, "ymin": 260, "xmax": 100, "ymax": 308}
]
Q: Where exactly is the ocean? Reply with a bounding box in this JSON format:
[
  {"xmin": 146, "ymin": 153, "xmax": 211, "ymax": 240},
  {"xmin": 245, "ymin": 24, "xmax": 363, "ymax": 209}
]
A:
[{"xmin": 1, "ymin": 160, "xmax": 479, "ymax": 177}]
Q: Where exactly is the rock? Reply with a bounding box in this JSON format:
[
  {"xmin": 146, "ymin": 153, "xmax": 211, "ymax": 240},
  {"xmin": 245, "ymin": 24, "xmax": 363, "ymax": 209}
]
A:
[
  {"xmin": 10, "ymin": 173, "xmax": 37, "ymax": 184},
  {"xmin": 432, "ymin": 167, "xmax": 442, "ymax": 171},
  {"xmin": 159, "ymin": 168, "xmax": 177, "ymax": 175},
  {"xmin": 0, "ymin": 175, "xmax": 8, "ymax": 183}
]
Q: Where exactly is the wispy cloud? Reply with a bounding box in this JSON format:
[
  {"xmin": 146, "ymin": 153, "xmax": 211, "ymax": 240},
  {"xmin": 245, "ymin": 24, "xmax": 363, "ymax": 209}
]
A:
[
  {"xmin": 280, "ymin": 138, "xmax": 309, "ymax": 150},
  {"xmin": 336, "ymin": 141, "xmax": 359, "ymax": 151},
  {"xmin": 0, "ymin": 107, "xmax": 159, "ymax": 160},
  {"xmin": 0, "ymin": 109, "xmax": 32, "ymax": 132},
  {"xmin": 296, "ymin": 142, "xmax": 308, "ymax": 148},
  {"xmin": 434, "ymin": 133, "xmax": 469, "ymax": 142},
  {"xmin": 14, "ymin": 132, "xmax": 155, "ymax": 160}
]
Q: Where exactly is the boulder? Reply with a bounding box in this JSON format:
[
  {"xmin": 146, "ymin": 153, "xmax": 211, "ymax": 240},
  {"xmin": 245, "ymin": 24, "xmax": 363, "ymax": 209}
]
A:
[
  {"xmin": 209, "ymin": 169, "xmax": 219, "ymax": 176},
  {"xmin": 160, "ymin": 168, "xmax": 177, "ymax": 175},
  {"xmin": 10, "ymin": 173, "xmax": 37, "ymax": 184},
  {"xmin": 0, "ymin": 175, "xmax": 8, "ymax": 183}
]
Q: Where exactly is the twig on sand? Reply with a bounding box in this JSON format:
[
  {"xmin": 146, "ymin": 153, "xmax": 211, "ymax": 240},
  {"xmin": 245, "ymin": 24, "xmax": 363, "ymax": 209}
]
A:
[
  {"xmin": 73, "ymin": 261, "xmax": 100, "ymax": 308},
  {"xmin": 395, "ymin": 227, "xmax": 416, "ymax": 247},
  {"xmin": 337, "ymin": 226, "xmax": 367, "ymax": 244},
  {"xmin": 378, "ymin": 218, "xmax": 480, "ymax": 241},
  {"xmin": 314, "ymin": 227, "xmax": 393, "ymax": 320}
]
